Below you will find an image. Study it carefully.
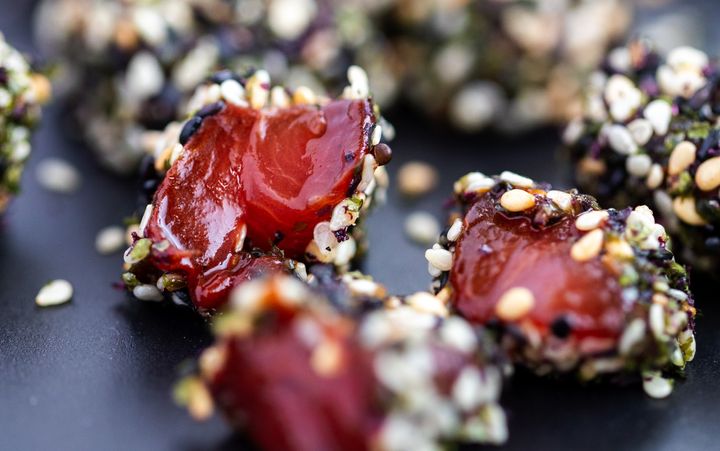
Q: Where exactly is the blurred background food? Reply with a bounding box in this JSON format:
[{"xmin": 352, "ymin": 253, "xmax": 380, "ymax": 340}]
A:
[{"xmin": 31, "ymin": 0, "xmax": 711, "ymax": 173}]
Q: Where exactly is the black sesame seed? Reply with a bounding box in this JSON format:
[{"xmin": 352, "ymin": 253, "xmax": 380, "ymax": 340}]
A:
[
  {"xmin": 273, "ymin": 231, "xmax": 284, "ymax": 245},
  {"xmin": 197, "ymin": 101, "xmax": 225, "ymax": 118},
  {"xmin": 550, "ymin": 316, "xmax": 572, "ymax": 339},
  {"xmin": 179, "ymin": 116, "xmax": 203, "ymax": 145},
  {"xmin": 372, "ymin": 143, "xmax": 392, "ymax": 165},
  {"xmin": 209, "ymin": 70, "xmax": 238, "ymax": 85}
]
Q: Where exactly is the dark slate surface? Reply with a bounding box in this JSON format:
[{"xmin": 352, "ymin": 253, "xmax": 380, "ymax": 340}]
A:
[{"xmin": 1, "ymin": 1, "xmax": 719, "ymax": 450}]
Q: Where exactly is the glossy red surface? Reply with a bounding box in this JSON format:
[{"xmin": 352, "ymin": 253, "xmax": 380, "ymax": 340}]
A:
[
  {"xmin": 145, "ymin": 99, "xmax": 374, "ymax": 309},
  {"xmin": 209, "ymin": 310, "xmax": 381, "ymax": 451},
  {"xmin": 450, "ymin": 194, "xmax": 625, "ymax": 340}
]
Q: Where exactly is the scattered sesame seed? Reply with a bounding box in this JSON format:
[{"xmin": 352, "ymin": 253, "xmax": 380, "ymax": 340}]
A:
[
  {"xmin": 35, "ymin": 279, "xmax": 73, "ymax": 307},
  {"xmin": 95, "ymin": 226, "xmax": 126, "ymax": 255},
  {"xmin": 397, "ymin": 161, "xmax": 438, "ymax": 197},
  {"xmin": 404, "ymin": 211, "xmax": 440, "ymax": 245},
  {"xmin": 35, "ymin": 158, "xmax": 82, "ymax": 194}
]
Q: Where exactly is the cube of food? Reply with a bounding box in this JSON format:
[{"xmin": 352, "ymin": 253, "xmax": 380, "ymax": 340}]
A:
[
  {"xmin": 426, "ymin": 172, "xmax": 695, "ymax": 397},
  {"xmin": 0, "ymin": 33, "xmax": 50, "ymax": 212},
  {"xmin": 177, "ymin": 273, "xmax": 507, "ymax": 450},
  {"xmin": 566, "ymin": 40, "xmax": 720, "ymax": 272},
  {"xmin": 122, "ymin": 67, "xmax": 390, "ymax": 313}
]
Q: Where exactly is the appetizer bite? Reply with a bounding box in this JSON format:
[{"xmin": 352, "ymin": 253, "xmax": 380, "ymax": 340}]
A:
[
  {"xmin": 372, "ymin": 0, "xmax": 630, "ymax": 131},
  {"xmin": 122, "ymin": 66, "xmax": 390, "ymax": 313},
  {"xmin": 566, "ymin": 40, "xmax": 720, "ymax": 271},
  {"xmin": 426, "ymin": 172, "xmax": 696, "ymax": 397},
  {"xmin": 34, "ymin": 0, "xmax": 388, "ymax": 172},
  {"xmin": 0, "ymin": 33, "xmax": 50, "ymax": 213},
  {"xmin": 176, "ymin": 272, "xmax": 507, "ymax": 450}
]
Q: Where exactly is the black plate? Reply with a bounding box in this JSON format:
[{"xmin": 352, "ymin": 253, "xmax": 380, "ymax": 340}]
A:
[{"xmin": 2, "ymin": 2, "xmax": 720, "ymax": 450}]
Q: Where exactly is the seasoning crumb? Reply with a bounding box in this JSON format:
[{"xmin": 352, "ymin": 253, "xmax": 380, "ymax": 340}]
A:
[
  {"xmin": 35, "ymin": 279, "xmax": 73, "ymax": 307},
  {"xmin": 404, "ymin": 211, "xmax": 440, "ymax": 245},
  {"xmin": 397, "ymin": 161, "xmax": 438, "ymax": 197},
  {"xmin": 36, "ymin": 158, "xmax": 81, "ymax": 194},
  {"xmin": 95, "ymin": 226, "xmax": 126, "ymax": 255}
]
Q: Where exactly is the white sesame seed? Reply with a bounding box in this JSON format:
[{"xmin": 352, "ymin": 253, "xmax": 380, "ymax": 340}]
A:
[
  {"xmin": 606, "ymin": 125, "xmax": 638, "ymax": 155},
  {"xmin": 405, "ymin": 291, "xmax": 447, "ymax": 317},
  {"xmin": 35, "ymin": 279, "xmax": 73, "ymax": 307},
  {"xmin": 220, "ymin": 79, "xmax": 245, "ymax": 106},
  {"xmin": 570, "ymin": 228, "xmax": 604, "ymax": 262},
  {"xmin": 329, "ymin": 199, "xmax": 359, "ymax": 231},
  {"xmin": 627, "ymin": 119, "xmax": 654, "ymax": 146},
  {"xmin": 440, "ymin": 317, "xmax": 477, "ymax": 354},
  {"xmin": 619, "ymin": 318, "xmax": 646, "ymax": 355},
  {"xmin": 270, "ymin": 86, "xmax": 290, "ymax": 108},
  {"xmin": 495, "ymin": 287, "xmax": 534, "ymax": 321},
  {"xmin": 139, "ymin": 204, "xmax": 153, "ymax": 237},
  {"xmin": 452, "ymin": 367, "xmax": 488, "ymax": 412},
  {"xmin": 499, "ymin": 189, "xmax": 536, "ymax": 212},
  {"xmin": 95, "ymin": 226, "xmax": 126, "ymax": 255},
  {"xmin": 311, "ymin": 340, "xmax": 343, "ymax": 377},
  {"xmin": 562, "ymin": 118, "xmax": 585, "ymax": 145},
  {"xmin": 292, "ymin": 86, "xmax": 317, "ymax": 105},
  {"xmin": 626, "ymin": 154, "xmax": 653, "ymax": 177},
  {"xmin": 397, "ymin": 161, "xmax": 438, "ymax": 197},
  {"xmin": 356, "ymin": 154, "xmax": 377, "ymax": 193},
  {"xmin": 333, "ymin": 237, "xmax": 356, "ymax": 267},
  {"xmin": 649, "ymin": 303, "xmax": 666, "ymax": 339},
  {"xmin": 347, "ymin": 65, "xmax": 370, "ymax": 99},
  {"xmin": 428, "ymin": 261, "xmax": 441, "ymax": 277},
  {"xmin": 247, "ymin": 70, "xmax": 270, "ymax": 109},
  {"xmin": 313, "ymin": 221, "xmax": 339, "ymax": 254},
  {"xmin": 424, "ymin": 248, "xmax": 453, "ymax": 272},
  {"xmin": 646, "ymin": 163, "xmax": 664, "ymax": 189},
  {"xmin": 643, "ymin": 99, "xmax": 672, "ymax": 135},
  {"xmin": 667, "ymin": 46, "xmax": 709, "ymax": 71},
  {"xmin": 405, "ymin": 211, "xmax": 440, "ymax": 245},
  {"xmin": 35, "ymin": 158, "xmax": 82, "ymax": 194},
  {"xmin": 575, "ymin": 210, "xmax": 609, "ymax": 231},
  {"xmin": 230, "ymin": 279, "xmax": 266, "ymax": 311},
  {"xmin": 668, "ymin": 141, "xmax": 696, "ymax": 176},
  {"xmin": 133, "ymin": 284, "xmax": 164, "ymax": 302},
  {"xmin": 694, "ymin": 156, "xmax": 720, "ymax": 191},
  {"xmin": 499, "ymin": 171, "xmax": 533, "ymax": 188},
  {"xmin": 546, "ymin": 190, "xmax": 573, "ymax": 211},
  {"xmin": 642, "ymin": 371, "xmax": 674, "ymax": 399},
  {"xmin": 672, "ymin": 196, "xmax": 706, "ymax": 226},
  {"xmin": 125, "ymin": 51, "xmax": 164, "ymax": 101},
  {"xmin": 369, "ymin": 126, "xmax": 383, "ymax": 149},
  {"xmin": 446, "ymin": 219, "xmax": 464, "ymax": 242}
]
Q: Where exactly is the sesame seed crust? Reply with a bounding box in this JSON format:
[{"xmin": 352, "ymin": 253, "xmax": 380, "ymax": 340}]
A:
[
  {"xmin": 179, "ymin": 272, "xmax": 507, "ymax": 449},
  {"xmin": 427, "ymin": 172, "xmax": 696, "ymax": 396},
  {"xmin": 121, "ymin": 66, "xmax": 390, "ymax": 313},
  {"xmin": 0, "ymin": 34, "xmax": 49, "ymax": 213},
  {"xmin": 566, "ymin": 39, "xmax": 720, "ymax": 273}
]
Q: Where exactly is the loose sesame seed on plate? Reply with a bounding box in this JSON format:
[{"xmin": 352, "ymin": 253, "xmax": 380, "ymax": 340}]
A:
[{"xmin": 35, "ymin": 279, "xmax": 74, "ymax": 307}]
